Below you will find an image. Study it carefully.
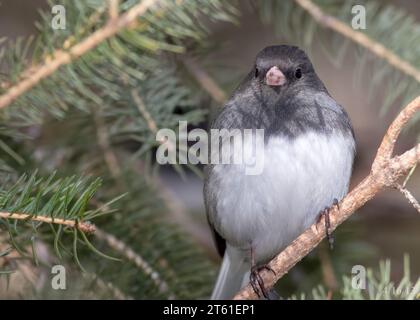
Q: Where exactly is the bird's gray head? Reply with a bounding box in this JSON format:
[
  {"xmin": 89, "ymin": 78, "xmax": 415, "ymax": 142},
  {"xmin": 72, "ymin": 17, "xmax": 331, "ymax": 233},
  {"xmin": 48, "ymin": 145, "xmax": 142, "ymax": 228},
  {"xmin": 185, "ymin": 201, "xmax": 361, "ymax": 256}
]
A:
[{"xmin": 253, "ymin": 45, "xmax": 325, "ymax": 94}]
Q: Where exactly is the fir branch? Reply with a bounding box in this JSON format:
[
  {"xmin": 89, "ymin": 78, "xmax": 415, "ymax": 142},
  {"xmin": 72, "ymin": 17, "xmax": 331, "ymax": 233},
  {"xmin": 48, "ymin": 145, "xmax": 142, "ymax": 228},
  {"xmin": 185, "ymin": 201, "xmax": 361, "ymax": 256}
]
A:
[
  {"xmin": 0, "ymin": 0, "xmax": 159, "ymax": 110},
  {"xmin": 0, "ymin": 173, "xmax": 104, "ymax": 224},
  {"xmin": 235, "ymin": 96, "xmax": 420, "ymax": 299},
  {"xmin": 62, "ymin": 4, "xmax": 108, "ymax": 50},
  {"xmin": 0, "ymin": 0, "xmax": 234, "ymax": 145},
  {"xmin": 0, "ymin": 212, "xmax": 95, "ymax": 233},
  {"xmin": 95, "ymin": 228, "xmax": 176, "ymax": 299},
  {"xmin": 0, "ymin": 172, "xmax": 120, "ymax": 266},
  {"xmin": 0, "ymin": 5, "xmax": 108, "ymax": 92},
  {"xmin": 294, "ymin": 0, "xmax": 420, "ymax": 83},
  {"xmin": 128, "ymin": 91, "xmax": 215, "ymax": 252},
  {"xmin": 86, "ymin": 170, "xmax": 216, "ymax": 299}
]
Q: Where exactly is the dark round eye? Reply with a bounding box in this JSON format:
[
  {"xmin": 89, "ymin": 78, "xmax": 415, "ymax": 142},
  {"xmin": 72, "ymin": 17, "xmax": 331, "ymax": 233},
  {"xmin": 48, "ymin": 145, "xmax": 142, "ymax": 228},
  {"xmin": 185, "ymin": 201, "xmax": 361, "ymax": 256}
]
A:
[
  {"xmin": 295, "ymin": 68, "xmax": 302, "ymax": 79},
  {"xmin": 255, "ymin": 67, "xmax": 259, "ymax": 78}
]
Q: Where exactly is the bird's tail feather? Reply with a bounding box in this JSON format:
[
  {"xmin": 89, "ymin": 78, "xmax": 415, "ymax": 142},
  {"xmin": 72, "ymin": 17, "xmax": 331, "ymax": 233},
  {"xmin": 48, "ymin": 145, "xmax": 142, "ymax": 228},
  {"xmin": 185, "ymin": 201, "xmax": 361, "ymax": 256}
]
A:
[{"xmin": 211, "ymin": 246, "xmax": 249, "ymax": 300}]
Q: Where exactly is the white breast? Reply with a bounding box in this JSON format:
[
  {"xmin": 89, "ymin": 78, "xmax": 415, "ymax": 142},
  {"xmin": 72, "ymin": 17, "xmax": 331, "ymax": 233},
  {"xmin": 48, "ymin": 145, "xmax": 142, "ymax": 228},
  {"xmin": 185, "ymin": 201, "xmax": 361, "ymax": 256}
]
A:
[{"xmin": 210, "ymin": 131, "xmax": 355, "ymax": 262}]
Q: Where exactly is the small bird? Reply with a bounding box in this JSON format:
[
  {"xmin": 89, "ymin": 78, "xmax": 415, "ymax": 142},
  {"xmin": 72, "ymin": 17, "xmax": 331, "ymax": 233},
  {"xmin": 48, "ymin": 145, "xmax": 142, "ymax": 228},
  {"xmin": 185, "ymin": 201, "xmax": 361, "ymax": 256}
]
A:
[{"xmin": 204, "ymin": 45, "xmax": 355, "ymax": 299}]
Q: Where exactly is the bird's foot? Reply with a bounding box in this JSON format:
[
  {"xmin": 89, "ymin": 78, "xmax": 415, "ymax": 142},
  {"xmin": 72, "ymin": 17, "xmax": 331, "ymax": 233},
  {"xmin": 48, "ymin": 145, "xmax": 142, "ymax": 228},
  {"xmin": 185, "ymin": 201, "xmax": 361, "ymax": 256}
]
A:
[
  {"xmin": 317, "ymin": 198, "xmax": 339, "ymax": 250},
  {"xmin": 250, "ymin": 264, "xmax": 276, "ymax": 299}
]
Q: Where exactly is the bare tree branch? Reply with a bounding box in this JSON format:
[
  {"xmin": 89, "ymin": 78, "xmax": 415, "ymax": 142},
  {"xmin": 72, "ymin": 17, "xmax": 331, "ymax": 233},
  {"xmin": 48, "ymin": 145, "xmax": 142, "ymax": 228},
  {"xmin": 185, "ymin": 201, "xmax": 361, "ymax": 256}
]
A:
[
  {"xmin": 294, "ymin": 0, "xmax": 420, "ymax": 84},
  {"xmin": 0, "ymin": 211, "xmax": 95, "ymax": 233},
  {"xmin": 373, "ymin": 96, "xmax": 420, "ymax": 170},
  {"xmin": 234, "ymin": 96, "xmax": 420, "ymax": 300},
  {"xmin": 0, "ymin": 0, "xmax": 159, "ymax": 110}
]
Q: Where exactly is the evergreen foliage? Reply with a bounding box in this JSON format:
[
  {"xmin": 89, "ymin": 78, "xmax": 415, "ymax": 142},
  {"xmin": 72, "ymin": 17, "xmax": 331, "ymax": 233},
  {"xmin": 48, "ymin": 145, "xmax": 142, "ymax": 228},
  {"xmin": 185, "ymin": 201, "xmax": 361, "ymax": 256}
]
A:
[{"xmin": 0, "ymin": 0, "xmax": 418, "ymax": 299}]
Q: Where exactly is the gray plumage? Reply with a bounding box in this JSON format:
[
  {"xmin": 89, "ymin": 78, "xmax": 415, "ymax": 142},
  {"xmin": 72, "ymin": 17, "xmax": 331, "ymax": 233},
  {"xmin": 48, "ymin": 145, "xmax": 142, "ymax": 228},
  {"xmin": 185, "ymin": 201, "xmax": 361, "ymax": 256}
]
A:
[{"xmin": 204, "ymin": 45, "xmax": 355, "ymax": 299}]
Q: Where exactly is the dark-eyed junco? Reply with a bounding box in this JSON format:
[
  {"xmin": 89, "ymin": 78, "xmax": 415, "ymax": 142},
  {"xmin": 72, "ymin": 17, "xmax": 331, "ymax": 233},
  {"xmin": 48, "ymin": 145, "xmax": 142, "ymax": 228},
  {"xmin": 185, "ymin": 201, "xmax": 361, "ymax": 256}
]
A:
[{"xmin": 204, "ymin": 45, "xmax": 355, "ymax": 299}]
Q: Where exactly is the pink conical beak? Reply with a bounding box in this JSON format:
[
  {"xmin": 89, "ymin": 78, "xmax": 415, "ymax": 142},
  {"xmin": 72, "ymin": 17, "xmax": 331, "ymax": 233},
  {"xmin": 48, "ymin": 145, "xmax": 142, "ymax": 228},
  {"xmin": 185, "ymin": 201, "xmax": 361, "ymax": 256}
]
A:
[{"xmin": 265, "ymin": 66, "xmax": 286, "ymax": 86}]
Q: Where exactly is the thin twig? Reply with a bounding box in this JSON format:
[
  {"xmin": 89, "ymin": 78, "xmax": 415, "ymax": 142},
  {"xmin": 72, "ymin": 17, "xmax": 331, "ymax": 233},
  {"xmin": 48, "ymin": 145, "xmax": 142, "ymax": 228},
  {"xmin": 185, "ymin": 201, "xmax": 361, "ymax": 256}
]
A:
[
  {"xmin": 234, "ymin": 96, "xmax": 420, "ymax": 299},
  {"xmin": 373, "ymin": 96, "xmax": 420, "ymax": 172},
  {"xmin": 294, "ymin": 0, "xmax": 420, "ymax": 84},
  {"xmin": 95, "ymin": 228, "xmax": 175, "ymax": 299},
  {"xmin": 403, "ymin": 163, "xmax": 417, "ymax": 187},
  {"xmin": 130, "ymin": 89, "xmax": 177, "ymax": 153},
  {"xmin": 94, "ymin": 110, "xmax": 122, "ymax": 179},
  {"xmin": 109, "ymin": 0, "xmax": 119, "ymax": 21},
  {"xmin": 131, "ymin": 89, "xmax": 158, "ymax": 133},
  {"xmin": 86, "ymin": 273, "xmax": 134, "ymax": 300},
  {"xmin": 0, "ymin": 0, "xmax": 159, "ymax": 110},
  {"xmin": 182, "ymin": 57, "xmax": 227, "ymax": 104},
  {"xmin": 129, "ymin": 90, "xmax": 217, "ymax": 255},
  {"xmin": 0, "ymin": 212, "xmax": 95, "ymax": 233},
  {"xmin": 395, "ymin": 184, "xmax": 420, "ymax": 214}
]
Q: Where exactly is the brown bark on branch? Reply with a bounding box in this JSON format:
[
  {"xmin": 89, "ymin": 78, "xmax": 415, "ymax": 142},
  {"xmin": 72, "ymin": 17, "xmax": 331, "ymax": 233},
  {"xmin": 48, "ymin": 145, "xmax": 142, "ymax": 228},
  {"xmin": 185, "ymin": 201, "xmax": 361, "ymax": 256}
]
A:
[
  {"xmin": 234, "ymin": 96, "xmax": 420, "ymax": 300},
  {"xmin": 0, "ymin": 211, "xmax": 95, "ymax": 233}
]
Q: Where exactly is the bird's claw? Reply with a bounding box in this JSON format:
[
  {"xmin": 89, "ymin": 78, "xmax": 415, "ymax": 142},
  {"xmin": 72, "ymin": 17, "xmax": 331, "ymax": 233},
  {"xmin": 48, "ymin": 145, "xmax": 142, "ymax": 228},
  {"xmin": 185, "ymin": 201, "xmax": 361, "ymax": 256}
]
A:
[
  {"xmin": 318, "ymin": 198, "xmax": 339, "ymax": 250},
  {"xmin": 250, "ymin": 265, "xmax": 276, "ymax": 299}
]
